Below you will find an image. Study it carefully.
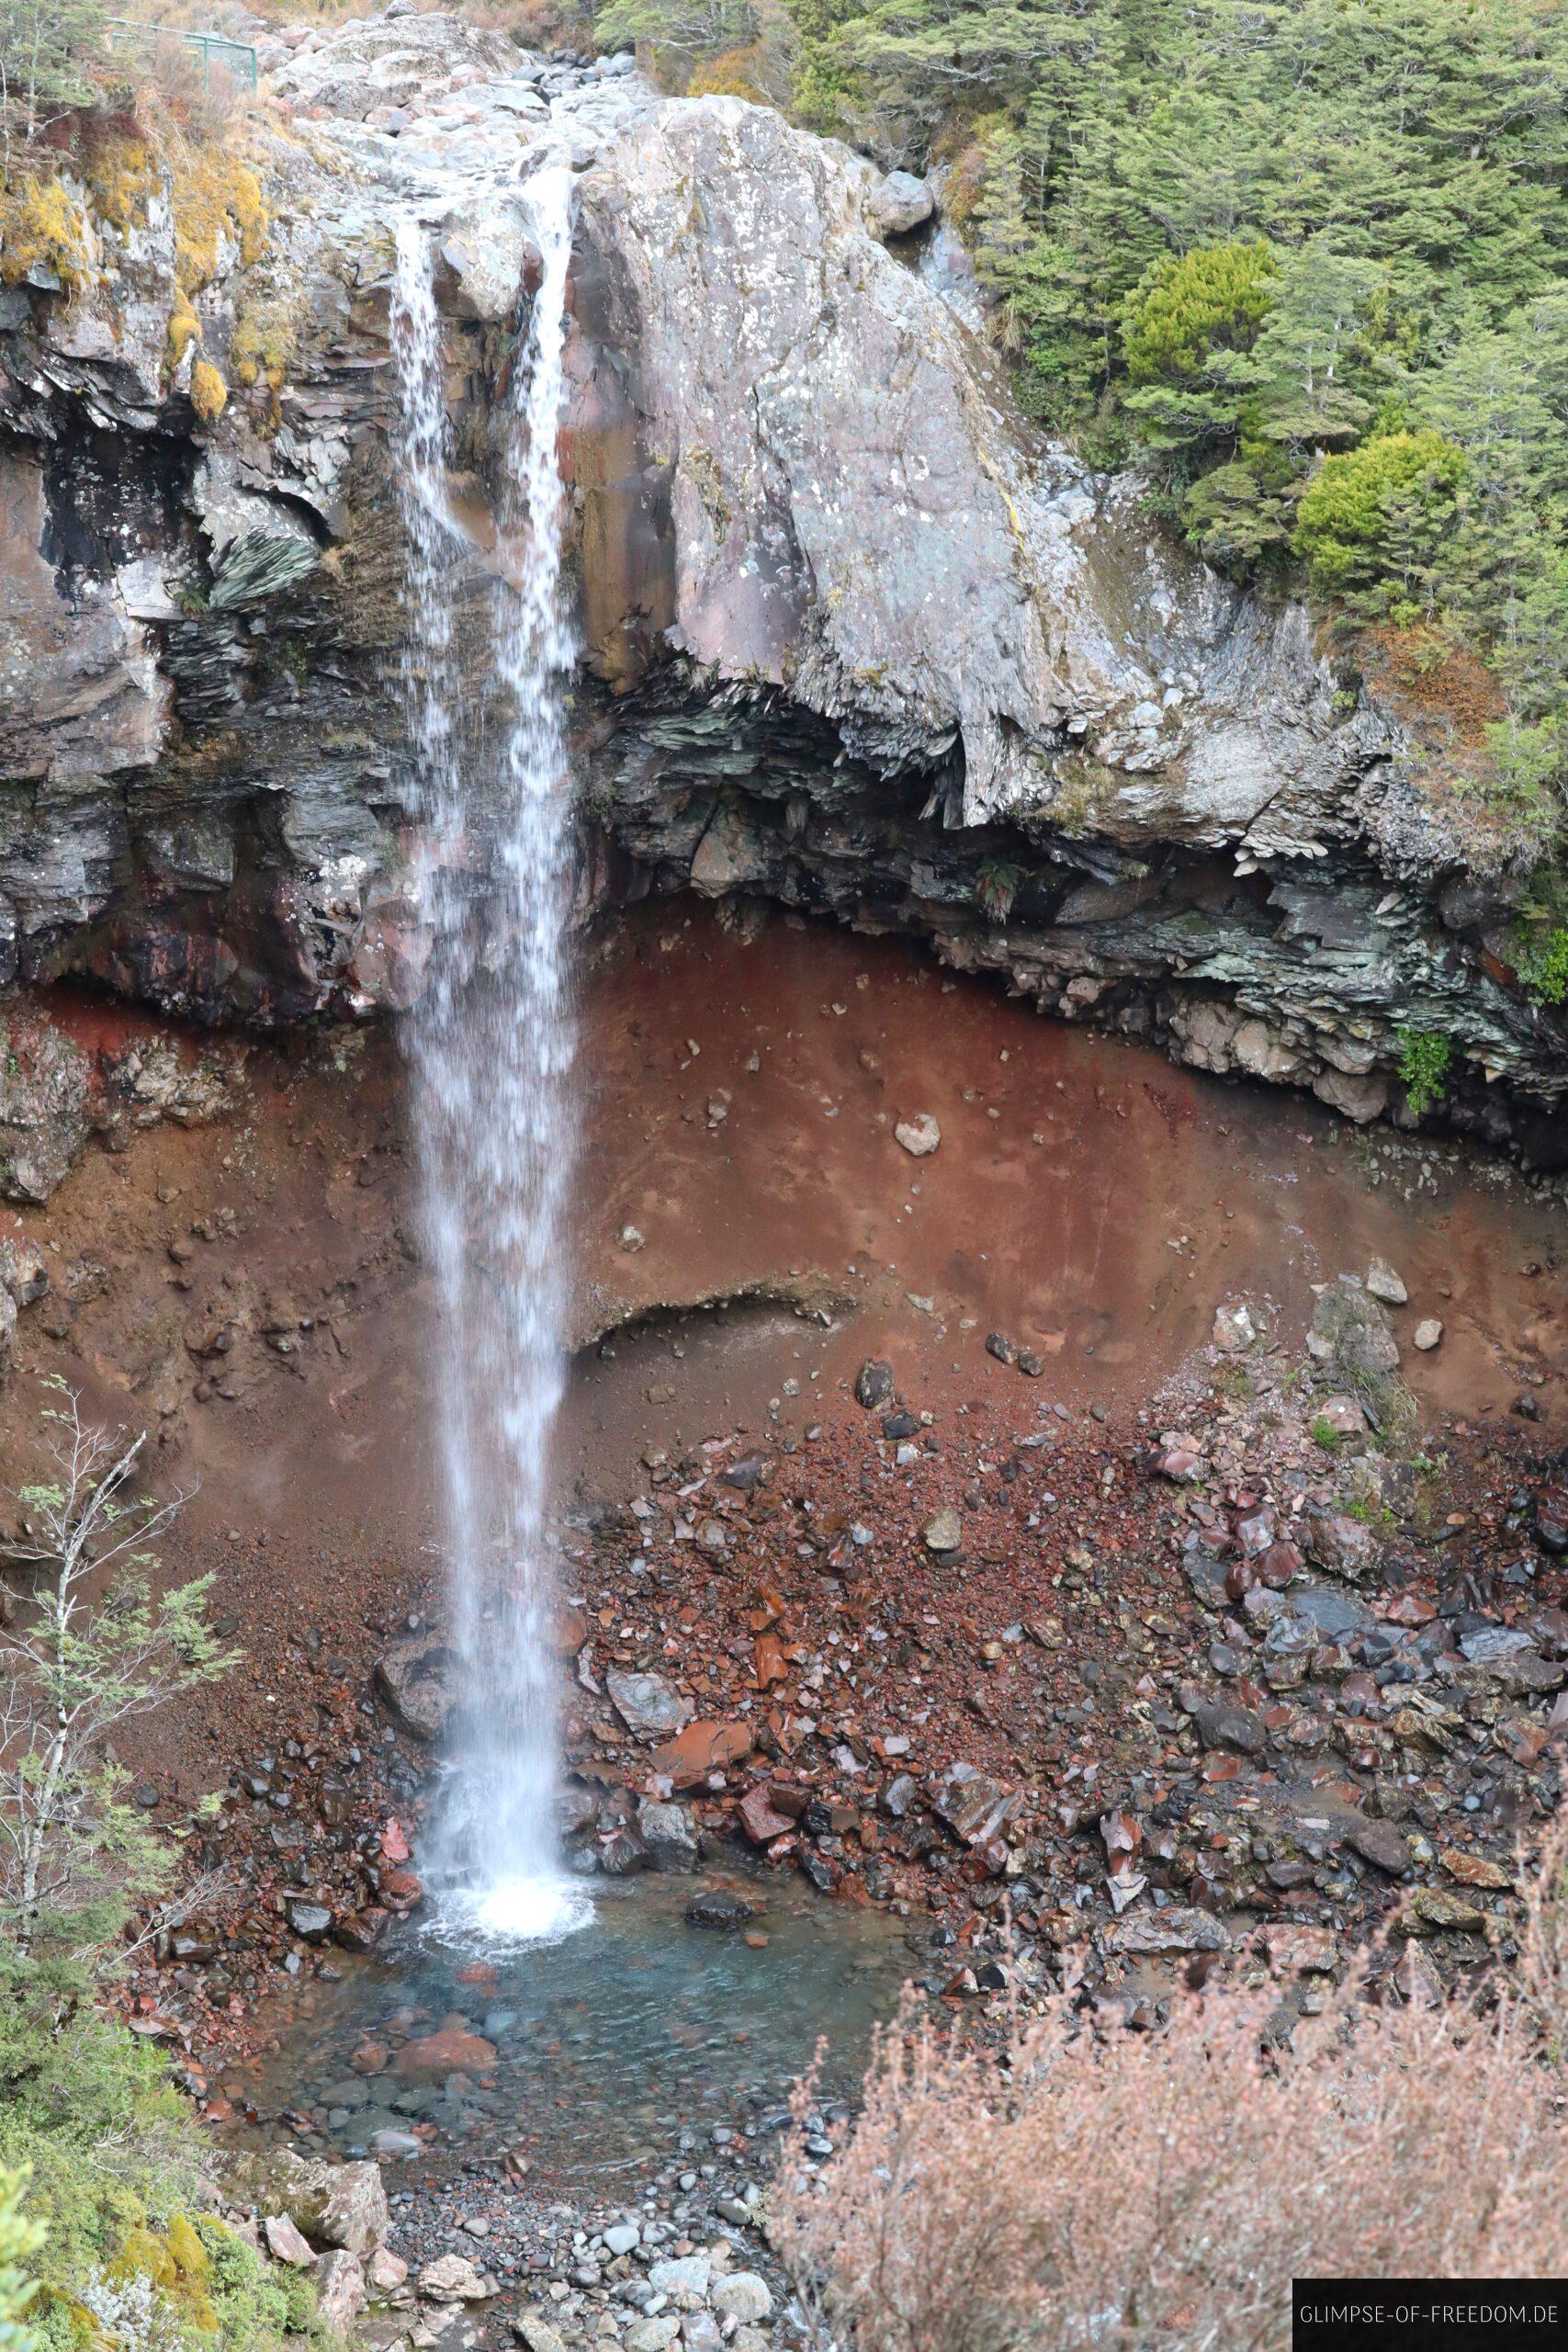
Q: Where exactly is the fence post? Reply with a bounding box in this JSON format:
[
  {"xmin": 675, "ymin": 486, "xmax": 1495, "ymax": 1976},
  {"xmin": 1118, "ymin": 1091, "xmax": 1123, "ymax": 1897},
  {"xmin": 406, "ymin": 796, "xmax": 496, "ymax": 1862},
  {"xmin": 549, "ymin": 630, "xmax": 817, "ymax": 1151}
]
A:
[{"xmin": 103, "ymin": 20, "xmax": 259, "ymax": 95}]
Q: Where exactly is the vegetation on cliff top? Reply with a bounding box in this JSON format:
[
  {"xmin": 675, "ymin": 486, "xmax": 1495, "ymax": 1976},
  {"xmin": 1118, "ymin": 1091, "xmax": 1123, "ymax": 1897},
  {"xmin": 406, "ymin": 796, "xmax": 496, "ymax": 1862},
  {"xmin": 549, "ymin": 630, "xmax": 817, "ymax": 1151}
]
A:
[
  {"xmin": 602, "ymin": 0, "xmax": 1568, "ymax": 956},
  {"xmin": 1, "ymin": 0, "xmax": 269, "ymax": 424},
  {"xmin": 7, "ymin": 0, "xmax": 1568, "ymax": 967}
]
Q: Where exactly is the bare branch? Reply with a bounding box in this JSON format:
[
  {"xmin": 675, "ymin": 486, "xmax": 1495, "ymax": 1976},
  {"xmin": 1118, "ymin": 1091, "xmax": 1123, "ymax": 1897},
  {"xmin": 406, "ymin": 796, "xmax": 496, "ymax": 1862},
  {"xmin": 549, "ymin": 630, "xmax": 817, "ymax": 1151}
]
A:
[{"xmin": 0, "ymin": 1385, "xmax": 229, "ymax": 1965}]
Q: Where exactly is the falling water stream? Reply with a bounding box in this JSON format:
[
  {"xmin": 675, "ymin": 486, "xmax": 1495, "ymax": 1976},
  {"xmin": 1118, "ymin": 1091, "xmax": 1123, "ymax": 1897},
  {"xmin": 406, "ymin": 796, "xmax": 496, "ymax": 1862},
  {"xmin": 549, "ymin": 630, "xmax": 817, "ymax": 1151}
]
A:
[{"xmin": 390, "ymin": 165, "xmax": 590, "ymax": 1946}]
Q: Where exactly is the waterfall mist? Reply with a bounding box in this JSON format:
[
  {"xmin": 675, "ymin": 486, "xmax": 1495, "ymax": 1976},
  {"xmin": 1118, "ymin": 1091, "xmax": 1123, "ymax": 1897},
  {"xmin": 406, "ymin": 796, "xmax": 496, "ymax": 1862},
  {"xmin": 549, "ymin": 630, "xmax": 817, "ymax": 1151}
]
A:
[{"xmin": 390, "ymin": 164, "xmax": 588, "ymax": 1944}]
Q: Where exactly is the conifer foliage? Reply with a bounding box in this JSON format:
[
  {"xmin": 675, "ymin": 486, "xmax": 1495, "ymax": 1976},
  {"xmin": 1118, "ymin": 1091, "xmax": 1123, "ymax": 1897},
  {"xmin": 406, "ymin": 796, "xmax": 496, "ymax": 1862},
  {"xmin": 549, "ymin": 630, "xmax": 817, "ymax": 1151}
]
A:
[{"xmin": 604, "ymin": 0, "xmax": 1568, "ymax": 831}]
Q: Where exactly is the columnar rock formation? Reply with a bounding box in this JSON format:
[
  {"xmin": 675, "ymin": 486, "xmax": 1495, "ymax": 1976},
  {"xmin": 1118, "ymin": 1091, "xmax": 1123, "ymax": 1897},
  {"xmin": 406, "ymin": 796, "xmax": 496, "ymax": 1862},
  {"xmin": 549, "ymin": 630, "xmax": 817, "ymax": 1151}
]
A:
[{"xmin": 3, "ymin": 9, "xmax": 1564, "ymax": 1165}]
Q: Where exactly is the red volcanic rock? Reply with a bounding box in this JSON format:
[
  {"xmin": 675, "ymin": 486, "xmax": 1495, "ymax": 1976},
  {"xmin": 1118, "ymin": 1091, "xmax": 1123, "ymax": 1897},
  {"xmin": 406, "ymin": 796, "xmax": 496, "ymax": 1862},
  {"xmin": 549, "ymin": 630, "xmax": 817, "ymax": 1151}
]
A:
[
  {"xmin": 392, "ymin": 2029, "xmax": 498, "ymax": 2082},
  {"xmin": 739, "ymin": 1781, "xmax": 792, "ymax": 1844},
  {"xmin": 1256, "ymin": 1540, "xmax": 1303, "ymax": 1590},
  {"xmin": 553, "ymin": 1602, "xmax": 590, "ymax": 1655},
  {"xmin": 333, "ymin": 1908, "xmax": 389, "ymax": 1954},
  {"xmin": 649, "ymin": 1719, "xmax": 755, "ymax": 1790},
  {"xmin": 754, "ymin": 1631, "xmax": 788, "ymax": 1689}
]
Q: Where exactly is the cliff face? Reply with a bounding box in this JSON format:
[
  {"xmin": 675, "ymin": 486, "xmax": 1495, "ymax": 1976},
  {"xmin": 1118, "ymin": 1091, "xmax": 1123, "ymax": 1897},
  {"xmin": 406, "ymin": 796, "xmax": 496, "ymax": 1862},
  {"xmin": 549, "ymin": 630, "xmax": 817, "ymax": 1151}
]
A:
[{"xmin": 2, "ymin": 8, "xmax": 1564, "ymax": 1165}]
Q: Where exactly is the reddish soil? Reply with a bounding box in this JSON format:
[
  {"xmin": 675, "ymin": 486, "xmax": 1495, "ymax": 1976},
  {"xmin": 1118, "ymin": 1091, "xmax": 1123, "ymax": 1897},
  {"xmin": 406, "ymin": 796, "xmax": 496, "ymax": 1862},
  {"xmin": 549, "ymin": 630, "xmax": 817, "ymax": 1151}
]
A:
[
  {"xmin": 1, "ymin": 899, "xmax": 1564, "ymax": 2116},
  {"xmin": 572, "ymin": 905, "xmax": 1563, "ymax": 1426},
  {"xmin": 6, "ymin": 900, "xmax": 1560, "ymax": 1572}
]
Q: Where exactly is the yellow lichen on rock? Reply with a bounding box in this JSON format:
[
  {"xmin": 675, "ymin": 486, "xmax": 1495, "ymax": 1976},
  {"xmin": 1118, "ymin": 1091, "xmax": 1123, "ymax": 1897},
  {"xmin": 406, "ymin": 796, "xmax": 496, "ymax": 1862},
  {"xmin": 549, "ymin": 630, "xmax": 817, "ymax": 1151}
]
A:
[
  {"xmin": 231, "ymin": 289, "xmax": 302, "ymax": 422},
  {"xmin": 84, "ymin": 135, "xmax": 158, "ymax": 236},
  {"xmin": 0, "ymin": 173, "xmax": 90, "ymax": 294},
  {"xmin": 167, "ymin": 286, "xmax": 199, "ymax": 368},
  {"xmin": 110, "ymin": 2213, "xmax": 220, "ymax": 2336},
  {"xmin": 2, "ymin": 124, "xmax": 272, "ymax": 418},
  {"xmin": 170, "ymin": 141, "xmax": 268, "ymax": 300},
  {"xmin": 165, "ymin": 2212, "xmax": 210, "ymax": 2283},
  {"xmin": 231, "ymin": 301, "xmax": 292, "ymax": 389},
  {"xmin": 166, "ymin": 2211, "xmax": 219, "ymax": 2334},
  {"xmin": 191, "ymin": 356, "xmax": 230, "ymax": 420},
  {"xmin": 117, "ymin": 2222, "xmax": 178, "ymax": 2290}
]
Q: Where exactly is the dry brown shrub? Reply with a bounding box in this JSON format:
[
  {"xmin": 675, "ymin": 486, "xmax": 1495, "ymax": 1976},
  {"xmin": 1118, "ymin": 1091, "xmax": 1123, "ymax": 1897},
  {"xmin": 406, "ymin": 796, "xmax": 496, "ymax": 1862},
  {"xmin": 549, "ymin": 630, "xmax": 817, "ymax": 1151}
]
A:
[
  {"xmin": 456, "ymin": 0, "xmax": 597, "ymax": 50},
  {"xmin": 143, "ymin": 35, "xmax": 244, "ymax": 139},
  {"xmin": 100, "ymin": 6, "xmax": 261, "ymax": 140},
  {"xmin": 687, "ymin": 44, "xmax": 774, "ymax": 101},
  {"xmin": 1363, "ymin": 622, "xmax": 1506, "ymax": 742},
  {"xmin": 775, "ymin": 1829, "xmax": 1568, "ymax": 2352}
]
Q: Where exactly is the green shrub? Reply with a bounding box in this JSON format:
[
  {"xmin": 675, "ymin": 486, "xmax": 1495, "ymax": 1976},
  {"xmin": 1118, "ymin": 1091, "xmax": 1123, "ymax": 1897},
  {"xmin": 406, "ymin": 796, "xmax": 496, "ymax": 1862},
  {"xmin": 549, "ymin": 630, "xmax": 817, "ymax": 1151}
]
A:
[
  {"xmin": 1396, "ymin": 1028, "xmax": 1452, "ymax": 1116},
  {"xmin": 1515, "ymin": 922, "xmax": 1568, "ymax": 1005},
  {"xmin": 1483, "ymin": 716, "xmax": 1568, "ymax": 817},
  {"xmin": 0, "ymin": 1394, "xmax": 245, "ymax": 2337},
  {"xmin": 0, "ymin": 1954, "xmax": 197, "ymax": 2286},
  {"xmin": 1117, "ymin": 241, "xmax": 1279, "ymax": 472},
  {"xmin": 1121, "ymin": 239, "xmax": 1279, "ymax": 385},
  {"xmin": 976, "ymin": 857, "xmax": 1022, "ymax": 922},
  {"xmin": 1294, "ymin": 430, "xmax": 1467, "ymax": 616},
  {"xmin": 195, "ymin": 2215, "xmax": 316, "ymax": 2346},
  {"xmin": 1180, "ymin": 448, "xmax": 1295, "ymax": 574},
  {"xmin": 0, "ymin": 1996, "xmax": 310, "ymax": 2346},
  {"xmin": 0, "ymin": 0, "xmax": 105, "ymax": 163},
  {"xmin": 0, "ymin": 2168, "xmax": 44, "ymax": 2352}
]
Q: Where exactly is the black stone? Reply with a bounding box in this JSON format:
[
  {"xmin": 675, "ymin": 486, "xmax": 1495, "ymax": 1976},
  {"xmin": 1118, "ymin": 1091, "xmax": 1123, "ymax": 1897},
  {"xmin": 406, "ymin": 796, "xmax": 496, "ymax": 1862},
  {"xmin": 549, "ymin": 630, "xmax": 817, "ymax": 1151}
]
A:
[{"xmin": 685, "ymin": 1888, "xmax": 755, "ymax": 1929}]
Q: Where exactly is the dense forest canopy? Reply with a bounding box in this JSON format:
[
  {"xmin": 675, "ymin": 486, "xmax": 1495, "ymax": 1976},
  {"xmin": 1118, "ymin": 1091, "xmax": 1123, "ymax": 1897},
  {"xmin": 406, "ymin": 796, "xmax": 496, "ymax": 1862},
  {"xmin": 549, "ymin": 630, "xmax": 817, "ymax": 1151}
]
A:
[{"xmin": 597, "ymin": 0, "xmax": 1568, "ymax": 971}]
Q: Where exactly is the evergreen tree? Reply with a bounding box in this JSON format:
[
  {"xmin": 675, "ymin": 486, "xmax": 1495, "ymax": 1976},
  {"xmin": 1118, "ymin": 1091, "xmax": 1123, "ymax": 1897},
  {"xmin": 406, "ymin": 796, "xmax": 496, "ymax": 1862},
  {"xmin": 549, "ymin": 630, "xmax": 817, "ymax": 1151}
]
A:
[
  {"xmin": 1293, "ymin": 428, "xmax": 1467, "ymax": 614},
  {"xmin": 1251, "ymin": 241, "xmax": 1383, "ymax": 451},
  {"xmin": 606, "ymin": 0, "xmax": 1568, "ymax": 798},
  {"xmin": 1419, "ymin": 315, "xmax": 1568, "ymax": 713},
  {"xmin": 0, "ymin": 0, "xmax": 104, "ymax": 165}
]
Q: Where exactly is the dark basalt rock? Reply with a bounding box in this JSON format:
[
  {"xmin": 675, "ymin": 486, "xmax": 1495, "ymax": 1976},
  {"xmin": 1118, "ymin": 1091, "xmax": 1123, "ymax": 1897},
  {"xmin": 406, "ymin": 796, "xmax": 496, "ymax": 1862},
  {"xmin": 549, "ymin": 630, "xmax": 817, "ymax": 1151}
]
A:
[
  {"xmin": 684, "ymin": 1887, "xmax": 754, "ymax": 1930},
  {"xmin": 373, "ymin": 1636, "xmax": 459, "ymax": 1744},
  {"xmin": 286, "ymin": 1900, "xmax": 335, "ymax": 1943},
  {"xmin": 0, "ymin": 12, "xmax": 1562, "ymax": 1150}
]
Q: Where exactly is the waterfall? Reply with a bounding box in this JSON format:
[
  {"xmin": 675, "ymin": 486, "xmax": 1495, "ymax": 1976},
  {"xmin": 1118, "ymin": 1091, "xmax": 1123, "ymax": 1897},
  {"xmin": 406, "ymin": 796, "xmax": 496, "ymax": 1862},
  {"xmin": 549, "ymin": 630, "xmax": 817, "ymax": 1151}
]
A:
[{"xmin": 390, "ymin": 164, "xmax": 589, "ymax": 1945}]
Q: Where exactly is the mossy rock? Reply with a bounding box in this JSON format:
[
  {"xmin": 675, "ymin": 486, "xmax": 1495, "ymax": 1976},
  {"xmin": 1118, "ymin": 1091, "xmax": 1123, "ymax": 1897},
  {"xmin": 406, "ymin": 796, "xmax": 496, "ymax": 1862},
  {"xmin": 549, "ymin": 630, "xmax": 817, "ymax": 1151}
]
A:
[
  {"xmin": 0, "ymin": 175, "xmax": 89, "ymax": 293},
  {"xmin": 84, "ymin": 136, "xmax": 160, "ymax": 235},
  {"xmin": 116, "ymin": 2222, "xmax": 176, "ymax": 2291},
  {"xmin": 1309, "ymin": 1276, "xmax": 1400, "ymax": 1383},
  {"xmin": 168, "ymin": 292, "xmax": 199, "ymax": 369},
  {"xmin": 167, "ymin": 2211, "xmax": 211, "ymax": 2287},
  {"xmin": 231, "ymin": 292, "xmax": 304, "ymax": 422},
  {"xmin": 170, "ymin": 146, "xmax": 268, "ymax": 298},
  {"xmin": 30, "ymin": 2283, "xmax": 101, "ymax": 2350},
  {"xmin": 193, "ymin": 2211, "xmax": 314, "ymax": 2345},
  {"xmin": 191, "ymin": 358, "xmax": 229, "ymax": 422}
]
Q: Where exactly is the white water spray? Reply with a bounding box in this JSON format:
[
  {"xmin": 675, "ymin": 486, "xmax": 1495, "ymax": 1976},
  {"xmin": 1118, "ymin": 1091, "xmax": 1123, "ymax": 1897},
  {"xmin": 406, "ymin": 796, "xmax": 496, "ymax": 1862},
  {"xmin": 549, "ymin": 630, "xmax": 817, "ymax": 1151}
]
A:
[{"xmin": 391, "ymin": 165, "xmax": 589, "ymax": 1944}]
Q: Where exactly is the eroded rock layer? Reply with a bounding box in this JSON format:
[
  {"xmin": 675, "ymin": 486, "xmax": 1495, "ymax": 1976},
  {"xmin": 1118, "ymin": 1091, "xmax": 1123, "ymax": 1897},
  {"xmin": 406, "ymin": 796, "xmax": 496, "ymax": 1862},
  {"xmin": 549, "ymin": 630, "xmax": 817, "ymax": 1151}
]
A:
[{"xmin": 2, "ymin": 10, "xmax": 1564, "ymax": 1159}]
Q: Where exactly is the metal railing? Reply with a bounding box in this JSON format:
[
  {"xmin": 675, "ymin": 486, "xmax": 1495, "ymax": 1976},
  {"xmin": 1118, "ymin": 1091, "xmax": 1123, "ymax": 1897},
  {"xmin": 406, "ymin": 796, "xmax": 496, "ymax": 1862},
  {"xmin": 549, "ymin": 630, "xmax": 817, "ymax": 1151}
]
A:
[{"xmin": 104, "ymin": 18, "xmax": 259, "ymax": 92}]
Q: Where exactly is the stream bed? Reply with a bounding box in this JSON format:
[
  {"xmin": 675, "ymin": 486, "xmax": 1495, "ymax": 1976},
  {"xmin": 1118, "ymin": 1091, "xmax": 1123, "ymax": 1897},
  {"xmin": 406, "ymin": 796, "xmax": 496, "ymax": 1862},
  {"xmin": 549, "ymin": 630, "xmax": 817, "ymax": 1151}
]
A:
[{"xmin": 227, "ymin": 1871, "xmax": 917, "ymax": 2185}]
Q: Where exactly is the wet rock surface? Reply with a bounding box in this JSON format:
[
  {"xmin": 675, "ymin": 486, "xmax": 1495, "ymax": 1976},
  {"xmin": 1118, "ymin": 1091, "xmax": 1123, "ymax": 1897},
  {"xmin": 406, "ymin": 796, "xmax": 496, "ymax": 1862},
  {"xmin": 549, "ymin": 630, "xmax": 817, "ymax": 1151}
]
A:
[
  {"xmin": 0, "ymin": 15, "xmax": 1562, "ymax": 1139},
  {"xmin": 376, "ymin": 1634, "xmax": 461, "ymax": 1744}
]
